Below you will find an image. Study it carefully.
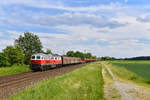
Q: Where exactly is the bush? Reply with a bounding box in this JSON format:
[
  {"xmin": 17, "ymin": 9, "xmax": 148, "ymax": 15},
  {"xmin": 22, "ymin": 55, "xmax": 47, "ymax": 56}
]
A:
[
  {"xmin": 0, "ymin": 45, "xmax": 24, "ymax": 67},
  {"xmin": 0, "ymin": 64, "xmax": 31, "ymax": 77},
  {"xmin": 0, "ymin": 53, "xmax": 10, "ymax": 67}
]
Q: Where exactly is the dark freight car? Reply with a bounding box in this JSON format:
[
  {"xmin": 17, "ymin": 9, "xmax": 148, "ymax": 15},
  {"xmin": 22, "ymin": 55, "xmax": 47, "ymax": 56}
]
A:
[{"xmin": 62, "ymin": 57, "xmax": 81, "ymax": 65}]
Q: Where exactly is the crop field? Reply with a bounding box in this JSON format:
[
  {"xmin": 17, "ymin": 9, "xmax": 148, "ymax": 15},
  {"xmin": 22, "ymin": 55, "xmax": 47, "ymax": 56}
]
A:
[
  {"xmin": 109, "ymin": 61, "xmax": 150, "ymax": 86},
  {"xmin": 9, "ymin": 62, "xmax": 103, "ymax": 100},
  {"xmin": 110, "ymin": 61, "xmax": 150, "ymax": 80},
  {"xmin": 0, "ymin": 64, "xmax": 31, "ymax": 77}
]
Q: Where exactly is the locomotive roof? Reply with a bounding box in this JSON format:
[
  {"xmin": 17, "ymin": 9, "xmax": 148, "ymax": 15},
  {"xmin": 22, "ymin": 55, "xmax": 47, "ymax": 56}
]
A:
[{"xmin": 32, "ymin": 53, "xmax": 61, "ymax": 57}]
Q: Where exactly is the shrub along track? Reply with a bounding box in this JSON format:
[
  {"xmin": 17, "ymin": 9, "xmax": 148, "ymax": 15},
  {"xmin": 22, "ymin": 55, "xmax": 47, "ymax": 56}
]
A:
[{"xmin": 0, "ymin": 64, "xmax": 85, "ymax": 100}]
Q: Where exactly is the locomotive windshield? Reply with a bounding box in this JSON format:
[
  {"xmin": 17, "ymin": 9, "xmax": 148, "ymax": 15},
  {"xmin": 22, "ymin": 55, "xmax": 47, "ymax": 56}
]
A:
[
  {"xmin": 32, "ymin": 56, "xmax": 35, "ymax": 60},
  {"xmin": 37, "ymin": 56, "xmax": 41, "ymax": 60},
  {"xmin": 31, "ymin": 55, "xmax": 41, "ymax": 60}
]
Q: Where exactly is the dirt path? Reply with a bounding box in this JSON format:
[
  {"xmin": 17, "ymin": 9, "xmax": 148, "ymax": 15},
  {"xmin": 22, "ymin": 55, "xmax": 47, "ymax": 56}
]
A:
[
  {"xmin": 102, "ymin": 68, "xmax": 121, "ymax": 100},
  {"xmin": 102, "ymin": 63, "xmax": 150, "ymax": 100}
]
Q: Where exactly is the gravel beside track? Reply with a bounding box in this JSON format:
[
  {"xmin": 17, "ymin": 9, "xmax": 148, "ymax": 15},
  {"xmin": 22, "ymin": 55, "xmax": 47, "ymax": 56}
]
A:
[{"xmin": 0, "ymin": 64, "xmax": 84, "ymax": 100}]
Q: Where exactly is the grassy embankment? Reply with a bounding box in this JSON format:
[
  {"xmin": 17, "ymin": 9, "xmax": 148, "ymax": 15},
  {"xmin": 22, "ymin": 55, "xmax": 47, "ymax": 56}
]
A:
[
  {"xmin": 0, "ymin": 64, "xmax": 31, "ymax": 77},
  {"xmin": 9, "ymin": 62, "xmax": 104, "ymax": 100},
  {"xmin": 108, "ymin": 61, "xmax": 150, "ymax": 87}
]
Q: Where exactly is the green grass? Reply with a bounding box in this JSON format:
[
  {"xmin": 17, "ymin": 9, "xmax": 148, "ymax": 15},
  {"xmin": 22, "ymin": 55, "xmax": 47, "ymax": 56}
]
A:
[
  {"xmin": 109, "ymin": 61, "xmax": 150, "ymax": 86},
  {"xmin": 0, "ymin": 64, "xmax": 31, "ymax": 77},
  {"xmin": 9, "ymin": 62, "xmax": 104, "ymax": 100}
]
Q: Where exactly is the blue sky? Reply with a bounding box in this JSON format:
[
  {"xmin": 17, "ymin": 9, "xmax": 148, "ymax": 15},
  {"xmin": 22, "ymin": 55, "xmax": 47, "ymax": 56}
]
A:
[{"xmin": 1, "ymin": 0, "xmax": 150, "ymax": 57}]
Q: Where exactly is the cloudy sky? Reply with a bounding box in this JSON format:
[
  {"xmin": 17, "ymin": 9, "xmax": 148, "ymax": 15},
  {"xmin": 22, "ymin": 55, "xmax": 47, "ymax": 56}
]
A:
[{"xmin": 1, "ymin": 0, "xmax": 150, "ymax": 57}]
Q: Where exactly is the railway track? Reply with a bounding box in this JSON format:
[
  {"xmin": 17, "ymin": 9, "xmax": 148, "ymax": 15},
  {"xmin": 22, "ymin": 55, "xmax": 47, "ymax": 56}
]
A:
[{"xmin": 0, "ymin": 64, "xmax": 84, "ymax": 100}]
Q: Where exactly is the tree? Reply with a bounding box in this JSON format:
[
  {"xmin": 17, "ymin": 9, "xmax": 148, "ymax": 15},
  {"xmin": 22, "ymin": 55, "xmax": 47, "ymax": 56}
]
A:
[
  {"xmin": 3, "ymin": 46, "xmax": 24, "ymax": 65},
  {"xmin": 15, "ymin": 32, "xmax": 43, "ymax": 64},
  {"xmin": 74, "ymin": 51, "xmax": 84, "ymax": 58},
  {"xmin": 92, "ymin": 56, "xmax": 97, "ymax": 59},
  {"xmin": 66, "ymin": 51, "xmax": 74, "ymax": 57},
  {"xmin": 66, "ymin": 51, "xmax": 96, "ymax": 59},
  {"xmin": 0, "ymin": 52, "xmax": 10, "ymax": 67},
  {"xmin": 100, "ymin": 56, "xmax": 116, "ymax": 61},
  {"xmin": 46, "ymin": 49, "xmax": 52, "ymax": 54},
  {"xmin": 84, "ymin": 53, "xmax": 92, "ymax": 58}
]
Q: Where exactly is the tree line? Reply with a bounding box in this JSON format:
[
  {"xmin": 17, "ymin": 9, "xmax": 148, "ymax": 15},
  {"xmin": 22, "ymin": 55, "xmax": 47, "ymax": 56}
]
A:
[
  {"xmin": 65, "ymin": 51, "xmax": 97, "ymax": 59},
  {"xmin": 100, "ymin": 56, "xmax": 116, "ymax": 61},
  {"xmin": 118, "ymin": 56, "xmax": 150, "ymax": 60},
  {"xmin": 101, "ymin": 56, "xmax": 150, "ymax": 61}
]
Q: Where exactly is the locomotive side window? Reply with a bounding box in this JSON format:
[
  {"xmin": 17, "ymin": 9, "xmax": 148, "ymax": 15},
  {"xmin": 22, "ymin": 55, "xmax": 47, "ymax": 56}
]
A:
[
  {"xmin": 41, "ymin": 57, "xmax": 44, "ymax": 60},
  {"xmin": 32, "ymin": 56, "xmax": 35, "ymax": 60}
]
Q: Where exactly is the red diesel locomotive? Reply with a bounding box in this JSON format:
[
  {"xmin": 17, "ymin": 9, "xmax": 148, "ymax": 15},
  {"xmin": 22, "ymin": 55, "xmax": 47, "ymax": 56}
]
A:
[{"xmin": 30, "ymin": 53, "xmax": 97, "ymax": 71}]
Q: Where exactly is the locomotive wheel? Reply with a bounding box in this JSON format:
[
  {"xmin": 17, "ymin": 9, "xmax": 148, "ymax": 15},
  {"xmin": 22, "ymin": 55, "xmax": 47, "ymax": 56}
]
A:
[
  {"xmin": 51, "ymin": 64, "xmax": 56, "ymax": 68},
  {"xmin": 41, "ymin": 66, "xmax": 44, "ymax": 71}
]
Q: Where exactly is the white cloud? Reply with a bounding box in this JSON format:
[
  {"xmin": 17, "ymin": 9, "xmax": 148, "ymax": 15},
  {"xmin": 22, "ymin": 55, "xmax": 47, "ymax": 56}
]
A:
[
  {"xmin": 124, "ymin": 0, "xmax": 128, "ymax": 3},
  {"xmin": 0, "ymin": 1, "xmax": 122, "ymax": 11},
  {"xmin": 23, "ymin": 12, "xmax": 126, "ymax": 29},
  {"xmin": 136, "ymin": 14, "xmax": 150, "ymax": 23}
]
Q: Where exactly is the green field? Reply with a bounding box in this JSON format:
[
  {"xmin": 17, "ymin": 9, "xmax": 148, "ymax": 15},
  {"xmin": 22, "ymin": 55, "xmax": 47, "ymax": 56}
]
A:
[
  {"xmin": 109, "ymin": 61, "xmax": 150, "ymax": 86},
  {"xmin": 9, "ymin": 62, "xmax": 103, "ymax": 100},
  {"xmin": 110, "ymin": 61, "xmax": 150, "ymax": 80},
  {"xmin": 0, "ymin": 64, "xmax": 31, "ymax": 77}
]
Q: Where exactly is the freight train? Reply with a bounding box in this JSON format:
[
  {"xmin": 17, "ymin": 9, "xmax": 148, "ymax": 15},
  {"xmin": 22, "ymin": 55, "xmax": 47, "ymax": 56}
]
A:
[{"xmin": 30, "ymin": 53, "xmax": 97, "ymax": 71}]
